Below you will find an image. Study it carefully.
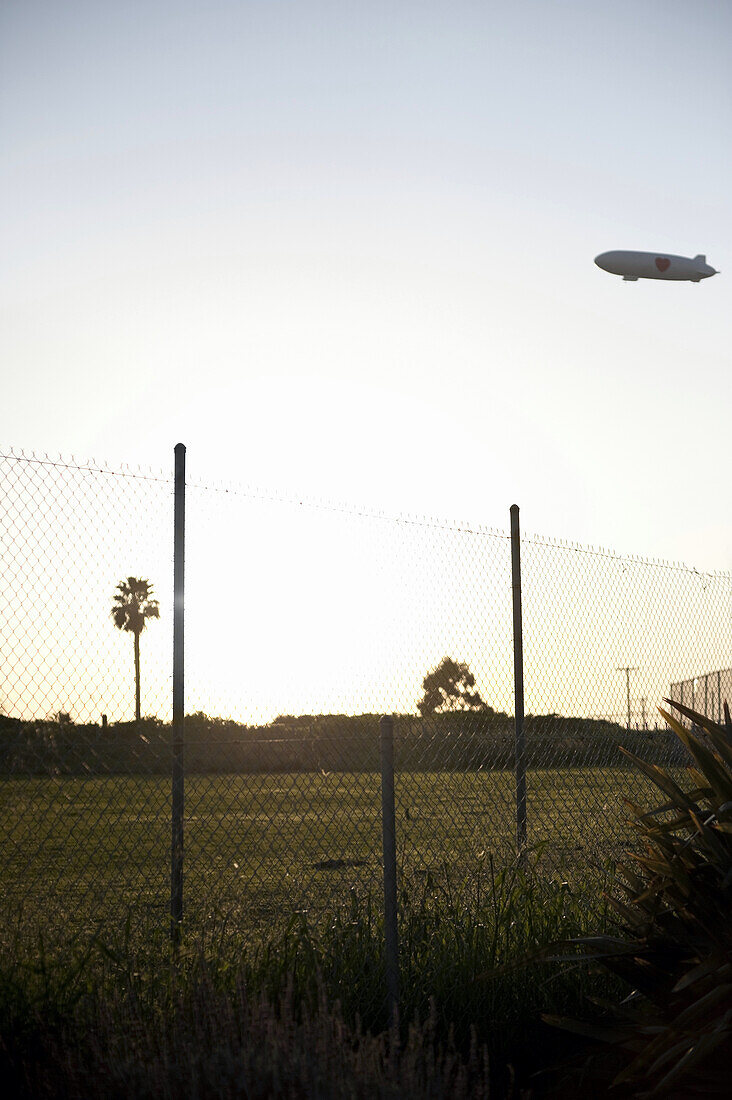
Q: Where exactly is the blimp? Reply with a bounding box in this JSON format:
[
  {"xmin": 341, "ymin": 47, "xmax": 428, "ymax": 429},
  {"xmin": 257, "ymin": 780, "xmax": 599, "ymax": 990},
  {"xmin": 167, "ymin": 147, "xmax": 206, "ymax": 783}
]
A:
[{"xmin": 594, "ymin": 250, "xmax": 718, "ymax": 282}]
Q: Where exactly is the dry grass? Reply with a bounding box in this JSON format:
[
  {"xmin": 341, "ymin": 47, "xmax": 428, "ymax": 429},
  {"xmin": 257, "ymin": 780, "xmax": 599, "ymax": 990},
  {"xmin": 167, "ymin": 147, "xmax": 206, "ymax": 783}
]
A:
[{"xmin": 4, "ymin": 974, "xmax": 493, "ymax": 1099}]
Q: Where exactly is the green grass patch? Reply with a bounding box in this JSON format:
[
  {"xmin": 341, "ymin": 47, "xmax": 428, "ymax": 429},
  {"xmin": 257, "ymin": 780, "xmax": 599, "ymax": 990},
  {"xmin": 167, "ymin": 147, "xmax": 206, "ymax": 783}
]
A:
[
  {"xmin": 0, "ymin": 766, "xmax": 667, "ymax": 950},
  {"xmin": 0, "ymin": 765, "xmax": 670, "ymax": 1093}
]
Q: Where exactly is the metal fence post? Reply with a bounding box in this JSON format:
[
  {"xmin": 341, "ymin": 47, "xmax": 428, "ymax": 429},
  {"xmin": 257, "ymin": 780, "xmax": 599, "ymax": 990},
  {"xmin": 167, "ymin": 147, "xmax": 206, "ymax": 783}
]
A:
[
  {"xmin": 510, "ymin": 505, "xmax": 527, "ymax": 862},
  {"xmin": 380, "ymin": 714, "xmax": 399, "ymax": 1025},
  {"xmin": 171, "ymin": 443, "xmax": 186, "ymax": 940}
]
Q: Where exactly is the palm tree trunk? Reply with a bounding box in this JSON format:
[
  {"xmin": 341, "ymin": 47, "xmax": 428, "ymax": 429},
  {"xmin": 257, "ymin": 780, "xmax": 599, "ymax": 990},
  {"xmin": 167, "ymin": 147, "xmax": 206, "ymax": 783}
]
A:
[{"xmin": 134, "ymin": 630, "xmax": 141, "ymax": 722}]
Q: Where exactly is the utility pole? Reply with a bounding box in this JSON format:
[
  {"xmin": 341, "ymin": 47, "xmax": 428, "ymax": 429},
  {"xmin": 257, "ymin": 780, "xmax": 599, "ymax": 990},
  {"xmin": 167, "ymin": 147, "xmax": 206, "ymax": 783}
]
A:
[{"xmin": 616, "ymin": 667, "xmax": 637, "ymax": 732}]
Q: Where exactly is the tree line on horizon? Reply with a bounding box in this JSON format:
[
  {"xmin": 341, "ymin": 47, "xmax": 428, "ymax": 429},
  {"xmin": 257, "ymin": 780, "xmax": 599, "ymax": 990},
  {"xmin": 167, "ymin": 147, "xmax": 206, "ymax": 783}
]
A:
[{"xmin": 0, "ymin": 707, "xmax": 686, "ymax": 777}]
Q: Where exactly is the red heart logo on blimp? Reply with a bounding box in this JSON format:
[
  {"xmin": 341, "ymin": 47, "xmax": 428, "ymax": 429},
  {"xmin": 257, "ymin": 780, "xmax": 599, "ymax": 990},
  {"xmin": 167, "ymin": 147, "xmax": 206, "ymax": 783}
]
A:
[{"xmin": 655, "ymin": 257, "xmax": 670, "ymax": 272}]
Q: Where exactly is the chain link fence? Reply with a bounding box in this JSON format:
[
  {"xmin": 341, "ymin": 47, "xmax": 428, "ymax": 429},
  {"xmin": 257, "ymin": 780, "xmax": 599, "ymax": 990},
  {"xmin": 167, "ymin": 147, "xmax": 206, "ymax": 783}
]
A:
[
  {"xmin": 2, "ymin": 446, "xmax": 731, "ymax": 997},
  {"xmin": 1, "ymin": 450, "xmax": 174, "ymax": 940}
]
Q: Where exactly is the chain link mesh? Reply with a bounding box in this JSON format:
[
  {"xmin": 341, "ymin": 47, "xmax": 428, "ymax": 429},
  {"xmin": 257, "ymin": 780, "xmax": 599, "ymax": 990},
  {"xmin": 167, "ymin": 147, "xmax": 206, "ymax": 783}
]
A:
[
  {"xmin": 1, "ymin": 450, "xmax": 173, "ymax": 935},
  {"xmin": 2, "ymin": 447, "xmax": 731, "ymax": 1008}
]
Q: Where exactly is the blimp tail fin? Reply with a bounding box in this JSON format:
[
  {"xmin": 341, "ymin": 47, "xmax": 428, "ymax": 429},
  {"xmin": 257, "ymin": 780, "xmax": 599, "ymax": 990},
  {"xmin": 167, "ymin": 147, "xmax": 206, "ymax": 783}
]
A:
[{"xmin": 694, "ymin": 255, "xmax": 707, "ymax": 264}]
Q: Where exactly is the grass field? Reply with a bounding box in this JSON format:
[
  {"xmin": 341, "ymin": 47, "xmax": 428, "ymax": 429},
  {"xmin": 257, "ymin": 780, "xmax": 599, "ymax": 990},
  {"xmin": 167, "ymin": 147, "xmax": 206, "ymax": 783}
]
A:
[
  {"xmin": 2, "ymin": 764, "xmax": 683, "ymax": 1096},
  {"xmin": 0, "ymin": 764, "xmax": 670, "ymax": 956}
]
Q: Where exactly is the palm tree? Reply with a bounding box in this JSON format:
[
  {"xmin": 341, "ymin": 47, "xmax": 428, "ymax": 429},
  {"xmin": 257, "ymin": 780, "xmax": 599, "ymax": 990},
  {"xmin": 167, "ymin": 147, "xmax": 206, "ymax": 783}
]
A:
[{"xmin": 111, "ymin": 577, "xmax": 160, "ymax": 722}]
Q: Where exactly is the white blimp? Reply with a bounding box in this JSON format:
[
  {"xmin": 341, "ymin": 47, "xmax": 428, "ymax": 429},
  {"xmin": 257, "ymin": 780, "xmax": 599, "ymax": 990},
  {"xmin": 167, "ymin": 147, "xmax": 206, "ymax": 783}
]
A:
[{"xmin": 594, "ymin": 250, "xmax": 718, "ymax": 282}]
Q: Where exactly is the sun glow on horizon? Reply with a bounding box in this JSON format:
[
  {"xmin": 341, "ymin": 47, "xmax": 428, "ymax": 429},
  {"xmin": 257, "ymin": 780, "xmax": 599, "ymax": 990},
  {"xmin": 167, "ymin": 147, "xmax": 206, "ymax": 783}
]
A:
[{"xmin": 3, "ymin": 451, "xmax": 730, "ymax": 734}]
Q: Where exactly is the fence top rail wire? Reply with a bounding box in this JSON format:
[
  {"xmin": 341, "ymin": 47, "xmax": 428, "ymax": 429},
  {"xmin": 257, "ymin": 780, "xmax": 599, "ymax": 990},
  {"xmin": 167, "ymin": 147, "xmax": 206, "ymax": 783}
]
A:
[
  {"xmin": 3, "ymin": 445, "xmax": 731, "ymax": 582},
  {"xmin": 0, "ymin": 447, "xmax": 172, "ymax": 486}
]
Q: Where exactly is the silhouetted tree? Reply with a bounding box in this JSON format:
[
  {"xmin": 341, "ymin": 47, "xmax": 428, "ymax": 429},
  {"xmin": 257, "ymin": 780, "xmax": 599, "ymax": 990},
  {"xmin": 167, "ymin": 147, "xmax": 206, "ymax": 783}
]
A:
[
  {"xmin": 111, "ymin": 577, "xmax": 159, "ymax": 721},
  {"xmin": 417, "ymin": 656, "xmax": 490, "ymax": 716}
]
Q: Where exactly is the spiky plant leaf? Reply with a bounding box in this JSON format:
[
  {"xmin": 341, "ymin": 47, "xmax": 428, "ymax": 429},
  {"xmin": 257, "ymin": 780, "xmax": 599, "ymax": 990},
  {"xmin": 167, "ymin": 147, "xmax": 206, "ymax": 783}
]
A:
[{"xmin": 544, "ymin": 698, "xmax": 732, "ymax": 1096}]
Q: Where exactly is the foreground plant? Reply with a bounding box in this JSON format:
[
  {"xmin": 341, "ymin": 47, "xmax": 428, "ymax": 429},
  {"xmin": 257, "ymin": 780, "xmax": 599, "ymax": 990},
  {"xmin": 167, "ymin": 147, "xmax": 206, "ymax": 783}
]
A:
[
  {"xmin": 544, "ymin": 699, "xmax": 732, "ymax": 1097},
  {"xmin": 3, "ymin": 975, "xmax": 493, "ymax": 1100}
]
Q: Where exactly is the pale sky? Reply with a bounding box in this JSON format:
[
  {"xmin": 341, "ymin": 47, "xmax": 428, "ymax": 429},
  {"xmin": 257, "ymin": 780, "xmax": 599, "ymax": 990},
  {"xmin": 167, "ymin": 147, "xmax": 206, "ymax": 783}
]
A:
[{"xmin": 3, "ymin": 0, "xmax": 731, "ymax": 569}]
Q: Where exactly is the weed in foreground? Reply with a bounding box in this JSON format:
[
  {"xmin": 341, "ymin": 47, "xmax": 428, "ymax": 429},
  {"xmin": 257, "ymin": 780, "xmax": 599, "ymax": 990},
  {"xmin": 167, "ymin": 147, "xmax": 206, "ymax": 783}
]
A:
[{"xmin": 3, "ymin": 978, "xmax": 493, "ymax": 1100}]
